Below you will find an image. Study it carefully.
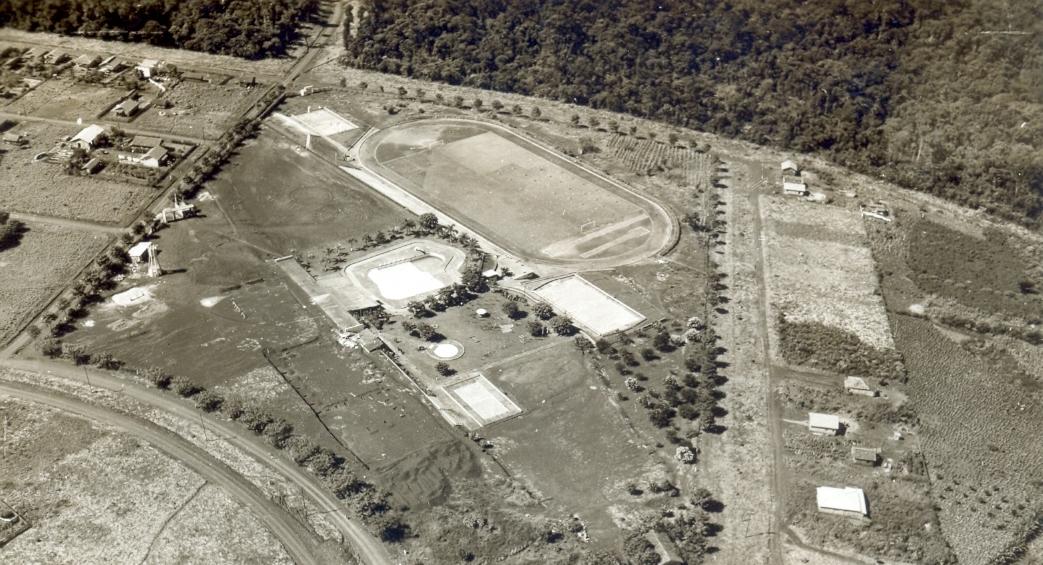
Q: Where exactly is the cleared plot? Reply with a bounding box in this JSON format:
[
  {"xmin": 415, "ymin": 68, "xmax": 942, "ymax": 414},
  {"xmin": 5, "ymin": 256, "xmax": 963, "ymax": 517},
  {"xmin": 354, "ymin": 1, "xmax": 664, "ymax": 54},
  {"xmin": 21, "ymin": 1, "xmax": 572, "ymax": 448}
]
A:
[
  {"xmin": 133, "ymin": 80, "xmax": 257, "ymax": 139},
  {"xmin": 529, "ymin": 274, "xmax": 645, "ymax": 338},
  {"xmin": 0, "ymin": 121, "xmax": 154, "ymax": 223},
  {"xmin": 761, "ymin": 196, "xmax": 894, "ymax": 353},
  {"xmin": 444, "ymin": 373, "xmax": 521, "ymax": 428},
  {"xmin": 2, "ymin": 78, "xmax": 123, "ymax": 120},
  {"xmin": 0, "ymin": 223, "xmax": 107, "ymax": 344},
  {"xmin": 292, "ymin": 107, "xmax": 357, "ymax": 136},
  {"xmin": 361, "ymin": 119, "xmax": 671, "ymax": 264}
]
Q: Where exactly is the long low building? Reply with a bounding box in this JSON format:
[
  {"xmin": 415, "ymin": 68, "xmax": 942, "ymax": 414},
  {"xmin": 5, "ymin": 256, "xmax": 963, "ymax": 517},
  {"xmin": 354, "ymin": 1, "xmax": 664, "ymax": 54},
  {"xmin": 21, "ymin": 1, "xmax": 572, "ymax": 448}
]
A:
[{"xmin": 816, "ymin": 486, "xmax": 869, "ymax": 518}]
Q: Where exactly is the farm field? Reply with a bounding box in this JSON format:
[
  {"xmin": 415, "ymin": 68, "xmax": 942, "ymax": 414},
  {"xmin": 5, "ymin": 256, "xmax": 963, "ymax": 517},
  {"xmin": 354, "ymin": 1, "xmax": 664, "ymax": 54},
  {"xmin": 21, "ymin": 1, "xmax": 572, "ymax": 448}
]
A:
[
  {"xmin": 0, "ymin": 223, "xmax": 107, "ymax": 345},
  {"xmin": 359, "ymin": 118, "xmax": 673, "ymax": 265},
  {"xmin": 760, "ymin": 195, "xmax": 894, "ymax": 359},
  {"xmin": 135, "ymin": 80, "xmax": 261, "ymax": 139},
  {"xmin": 2, "ymin": 78, "xmax": 125, "ymax": 120},
  {"xmin": 208, "ymin": 130, "xmax": 410, "ymax": 254},
  {"xmin": 0, "ymin": 121, "xmax": 155, "ymax": 223},
  {"xmin": 0, "ymin": 396, "xmax": 291, "ymax": 564}
]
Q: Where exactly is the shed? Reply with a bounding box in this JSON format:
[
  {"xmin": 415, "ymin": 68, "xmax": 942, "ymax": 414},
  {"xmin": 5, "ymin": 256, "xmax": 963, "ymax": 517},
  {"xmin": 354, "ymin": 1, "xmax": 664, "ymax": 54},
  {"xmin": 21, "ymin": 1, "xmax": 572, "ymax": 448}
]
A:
[
  {"xmin": 70, "ymin": 124, "xmax": 105, "ymax": 150},
  {"xmin": 851, "ymin": 446, "xmax": 880, "ymax": 466},
  {"xmin": 136, "ymin": 59, "xmax": 159, "ymax": 78},
  {"xmin": 128, "ymin": 241, "xmax": 152, "ymax": 263},
  {"xmin": 81, "ymin": 157, "xmax": 102, "ymax": 174},
  {"xmin": 139, "ymin": 146, "xmax": 169, "ymax": 168},
  {"xmin": 782, "ymin": 175, "xmax": 808, "ymax": 196},
  {"xmin": 2, "ymin": 132, "xmax": 26, "ymax": 145},
  {"xmin": 816, "ymin": 486, "xmax": 869, "ymax": 518},
  {"xmin": 844, "ymin": 376, "xmax": 876, "ymax": 397},
  {"xmin": 781, "ymin": 159, "xmax": 799, "ymax": 175},
  {"xmin": 644, "ymin": 531, "xmax": 684, "ymax": 565},
  {"xmin": 74, "ymin": 54, "xmax": 101, "ymax": 68},
  {"xmin": 113, "ymin": 99, "xmax": 139, "ymax": 117},
  {"xmin": 808, "ymin": 412, "xmax": 841, "ymax": 435},
  {"xmin": 129, "ymin": 135, "xmax": 163, "ymax": 151}
]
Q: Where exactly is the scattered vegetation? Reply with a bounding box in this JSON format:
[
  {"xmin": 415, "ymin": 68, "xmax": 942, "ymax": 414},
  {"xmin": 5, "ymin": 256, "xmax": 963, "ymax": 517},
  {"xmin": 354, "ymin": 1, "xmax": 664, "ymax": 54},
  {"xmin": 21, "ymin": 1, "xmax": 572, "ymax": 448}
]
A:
[{"xmin": 778, "ymin": 316, "xmax": 905, "ymax": 382}]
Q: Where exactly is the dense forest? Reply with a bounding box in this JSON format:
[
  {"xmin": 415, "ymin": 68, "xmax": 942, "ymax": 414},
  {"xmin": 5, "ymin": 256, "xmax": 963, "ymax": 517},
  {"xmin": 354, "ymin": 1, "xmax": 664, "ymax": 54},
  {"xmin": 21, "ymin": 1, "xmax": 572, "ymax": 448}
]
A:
[
  {"xmin": 0, "ymin": 0, "xmax": 319, "ymax": 59},
  {"xmin": 344, "ymin": 0, "xmax": 1043, "ymax": 224}
]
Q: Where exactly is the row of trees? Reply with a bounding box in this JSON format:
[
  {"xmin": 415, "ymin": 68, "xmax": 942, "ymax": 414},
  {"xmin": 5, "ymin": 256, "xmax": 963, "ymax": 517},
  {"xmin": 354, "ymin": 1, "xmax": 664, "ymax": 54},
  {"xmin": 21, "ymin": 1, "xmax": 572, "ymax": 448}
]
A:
[
  {"xmin": 345, "ymin": 0, "xmax": 1042, "ymax": 225},
  {"xmin": 0, "ymin": 0, "xmax": 320, "ymax": 59}
]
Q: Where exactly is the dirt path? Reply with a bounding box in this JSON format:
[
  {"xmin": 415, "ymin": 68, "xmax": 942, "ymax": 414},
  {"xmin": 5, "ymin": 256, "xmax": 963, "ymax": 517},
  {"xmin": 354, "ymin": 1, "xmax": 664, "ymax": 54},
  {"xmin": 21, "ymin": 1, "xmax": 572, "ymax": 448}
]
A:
[
  {"xmin": 0, "ymin": 357, "xmax": 396, "ymax": 565},
  {"xmin": 0, "ymin": 111, "xmax": 208, "ymax": 145},
  {"xmin": 9, "ymin": 211, "xmax": 125, "ymax": 234},
  {"xmin": 0, "ymin": 379, "xmax": 323, "ymax": 565}
]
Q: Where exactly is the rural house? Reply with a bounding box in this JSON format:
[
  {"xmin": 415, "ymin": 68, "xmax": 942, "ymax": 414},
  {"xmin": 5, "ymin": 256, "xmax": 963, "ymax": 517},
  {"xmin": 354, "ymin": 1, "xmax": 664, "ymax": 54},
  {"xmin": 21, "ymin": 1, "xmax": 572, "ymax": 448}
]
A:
[
  {"xmin": 851, "ymin": 446, "xmax": 880, "ymax": 466},
  {"xmin": 70, "ymin": 124, "xmax": 106, "ymax": 150},
  {"xmin": 113, "ymin": 99, "xmax": 139, "ymax": 117},
  {"xmin": 136, "ymin": 59, "xmax": 160, "ymax": 78},
  {"xmin": 119, "ymin": 146, "xmax": 169, "ymax": 168},
  {"xmin": 844, "ymin": 376, "xmax": 876, "ymax": 397},
  {"xmin": 73, "ymin": 54, "xmax": 101, "ymax": 69},
  {"xmin": 816, "ymin": 486, "xmax": 869, "ymax": 518},
  {"xmin": 781, "ymin": 159, "xmax": 799, "ymax": 175},
  {"xmin": 129, "ymin": 136, "xmax": 163, "ymax": 152},
  {"xmin": 808, "ymin": 412, "xmax": 841, "ymax": 435},
  {"xmin": 782, "ymin": 175, "xmax": 808, "ymax": 196},
  {"xmin": 128, "ymin": 241, "xmax": 152, "ymax": 265}
]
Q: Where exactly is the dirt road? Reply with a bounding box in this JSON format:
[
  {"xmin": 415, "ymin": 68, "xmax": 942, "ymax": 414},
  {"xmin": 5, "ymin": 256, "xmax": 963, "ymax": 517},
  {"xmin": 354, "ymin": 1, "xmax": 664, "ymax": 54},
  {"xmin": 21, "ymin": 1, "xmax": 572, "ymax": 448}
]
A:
[
  {"xmin": 0, "ymin": 378, "xmax": 324, "ymax": 565},
  {"xmin": 9, "ymin": 211, "xmax": 126, "ymax": 234},
  {"xmin": 0, "ymin": 357, "xmax": 396, "ymax": 565}
]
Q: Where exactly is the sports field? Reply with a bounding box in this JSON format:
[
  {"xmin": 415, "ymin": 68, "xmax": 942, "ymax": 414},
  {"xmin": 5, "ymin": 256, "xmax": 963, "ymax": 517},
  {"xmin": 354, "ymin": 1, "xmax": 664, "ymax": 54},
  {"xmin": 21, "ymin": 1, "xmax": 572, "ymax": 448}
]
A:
[{"xmin": 359, "ymin": 119, "xmax": 673, "ymax": 265}]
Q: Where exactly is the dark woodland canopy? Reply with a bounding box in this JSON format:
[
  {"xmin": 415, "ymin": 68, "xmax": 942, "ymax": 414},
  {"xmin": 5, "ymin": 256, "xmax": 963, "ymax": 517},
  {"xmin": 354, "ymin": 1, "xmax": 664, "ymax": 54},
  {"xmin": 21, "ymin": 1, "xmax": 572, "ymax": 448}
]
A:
[{"xmin": 343, "ymin": 0, "xmax": 1043, "ymax": 224}]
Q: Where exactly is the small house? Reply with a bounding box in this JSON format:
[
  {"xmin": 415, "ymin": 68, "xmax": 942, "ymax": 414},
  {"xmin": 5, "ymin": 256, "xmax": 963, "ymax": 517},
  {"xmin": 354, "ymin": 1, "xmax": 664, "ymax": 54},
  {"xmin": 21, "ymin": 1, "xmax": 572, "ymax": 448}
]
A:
[
  {"xmin": 47, "ymin": 51, "xmax": 70, "ymax": 65},
  {"xmin": 139, "ymin": 146, "xmax": 169, "ymax": 168},
  {"xmin": 781, "ymin": 159, "xmax": 799, "ymax": 175},
  {"xmin": 844, "ymin": 376, "xmax": 876, "ymax": 397},
  {"xmin": 644, "ymin": 531, "xmax": 684, "ymax": 565},
  {"xmin": 783, "ymin": 175, "xmax": 808, "ymax": 196},
  {"xmin": 136, "ymin": 59, "xmax": 160, "ymax": 78},
  {"xmin": 851, "ymin": 446, "xmax": 880, "ymax": 466},
  {"xmin": 113, "ymin": 99, "xmax": 139, "ymax": 117},
  {"xmin": 74, "ymin": 54, "xmax": 101, "ymax": 69},
  {"xmin": 81, "ymin": 157, "xmax": 102, "ymax": 174},
  {"xmin": 808, "ymin": 412, "xmax": 841, "ymax": 435},
  {"xmin": 128, "ymin": 135, "xmax": 163, "ymax": 152},
  {"xmin": 1, "ymin": 132, "xmax": 26, "ymax": 146},
  {"xmin": 128, "ymin": 241, "xmax": 152, "ymax": 264},
  {"xmin": 816, "ymin": 486, "xmax": 869, "ymax": 518},
  {"xmin": 70, "ymin": 124, "xmax": 106, "ymax": 150}
]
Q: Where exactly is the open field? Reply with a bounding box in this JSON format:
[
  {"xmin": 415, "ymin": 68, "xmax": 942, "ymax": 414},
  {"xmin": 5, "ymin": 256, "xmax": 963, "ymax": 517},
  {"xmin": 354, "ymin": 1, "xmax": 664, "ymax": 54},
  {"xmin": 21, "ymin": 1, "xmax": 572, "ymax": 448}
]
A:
[
  {"xmin": 0, "ymin": 396, "xmax": 292, "ymax": 564},
  {"xmin": 0, "ymin": 121, "xmax": 156, "ymax": 223},
  {"xmin": 761, "ymin": 196, "xmax": 894, "ymax": 357},
  {"xmin": 359, "ymin": 118, "xmax": 673, "ymax": 265},
  {"xmin": 208, "ymin": 130, "xmax": 410, "ymax": 254},
  {"xmin": 0, "ymin": 223, "xmax": 107, "ymax": 345},
  {"xmin": 2, "ymin": 78, "xmax": 125, "ymax": 120},
  {"xmin": 135, "ymin": 80, "xmax": 261, "ymax": 139}
]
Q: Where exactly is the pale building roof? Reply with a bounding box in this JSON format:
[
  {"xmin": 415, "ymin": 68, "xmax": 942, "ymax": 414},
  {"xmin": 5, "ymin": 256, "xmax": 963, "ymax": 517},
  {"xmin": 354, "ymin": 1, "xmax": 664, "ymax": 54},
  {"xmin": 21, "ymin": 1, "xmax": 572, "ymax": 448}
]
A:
[
  {"xmin": 781, "ymin": 159, "xmax": 798, "ymax": 171},
  {"xmin": 143, "ymin": 146, "xmax": 168, "ymax": 161},
  {"xmin": 844, "ymin": 376, "xmax": 871, "ymax": 391},
  {"xmin": 816, "ymin": 486, "xmax": 868, "ymax": 515},
  {"xmin": 852, "ymin": 446, "xmax": 879, "ymax": 461},
  {"xmin": 128, "ymin": 241, "xmax": 152, "ymax": 259},
  {"xmin": 72, "ymin": 124, "xmax": 105, "ymax": 145},
  {"xmin": 808, "ymin": 412, "xmax": 840, "ymax": 430},
  {"xmin": 783, "ymin": 175, "xmax": 806, "ymax": 185}
]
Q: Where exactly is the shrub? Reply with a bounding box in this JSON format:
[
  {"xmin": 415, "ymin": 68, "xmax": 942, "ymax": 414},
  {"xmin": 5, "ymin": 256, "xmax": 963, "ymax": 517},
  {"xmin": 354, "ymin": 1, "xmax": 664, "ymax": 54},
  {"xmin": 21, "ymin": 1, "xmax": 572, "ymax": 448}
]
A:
[
  {"xmin": 65, "ymin": 345, "xmax": 91, "ymax": 366},
  {"xmin": 528, "ymin": 321, "xmax": 546, "ymax": 337},
  {"xmin": 551, "ymin": 316, "xmax": 575, "ymax": 336},
  {"xmin": 220, "ymin": 397, "xmax": 245, "ymax": 420},
  {"xmin": 416, "ymin": 323, "xmax": 439, "ymax": 341},
  {"xmin": 435, "ymin": 362, "xmax": 454, "ymax": 376},
  {"xmin": 194, "ymin": 390, "xmax": 223, "ymax": 412},
  {"xmin": 93, "ymin": 353, "xmax": 122, "ymax": 370},
  {"xmin": 502, "ymin": 301, "xmax": 520, "ymax": 319},
  {"xmin": 376, "ymin": 514, "xmax": 410, "ymax": 542},
  {"xmin": 263, "ymin": 418, "xmax": 294, "ymax": 448},
  {"xmin": 641, "ymin": 348, "xmax": 658, "ymax": 361},
  {"xmin": 240, "ymin": 409, "xmax": 271, "ymax": 435},
  {"xmin": 532, "ymin": 301, "xmax": 554, "ymax": 320},
  {"xmin": 170, "ymin": 376, "xmax": 201, "ymax": 397},
  {"xmin": 138, "ymin": 367, "xmax": 173, "ymax": 389},
  {"xmin": 40, "ymin": 338, "xmax": 62, "ymax": 358}
]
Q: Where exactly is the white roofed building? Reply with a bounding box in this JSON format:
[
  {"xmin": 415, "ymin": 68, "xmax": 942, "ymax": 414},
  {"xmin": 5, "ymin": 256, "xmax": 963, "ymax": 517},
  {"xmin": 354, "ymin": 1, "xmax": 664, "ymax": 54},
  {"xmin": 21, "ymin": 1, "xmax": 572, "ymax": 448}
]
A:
[
  {"xmin": 783, "ymin": 175, "xmax": 808, "ymax": 196},
  {"xmin": 816, "ymin": 486, "xmax": 869, "ymax": 518},
  {"xmin": 70, "ymin": 124, "xmax": 106, "ymax": 150},
  {"xmin": 808, "ymin": 412, "xmax": 841, "ymax": 435},
  {"xmin": 781, "ymin": 159, "xmax": 799, "ymax": 175}
]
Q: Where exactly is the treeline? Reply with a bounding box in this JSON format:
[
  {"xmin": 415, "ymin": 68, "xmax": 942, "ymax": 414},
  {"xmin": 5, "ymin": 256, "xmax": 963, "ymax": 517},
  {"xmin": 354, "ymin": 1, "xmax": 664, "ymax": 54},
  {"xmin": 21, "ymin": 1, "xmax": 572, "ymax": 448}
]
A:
[
  {"xmin": 0, "ymin": 0, "xmax": 320, "ymax": 59},
  {"xmin": 344, "ymin": 0, "xmax": 1043, "ymax": 225}
]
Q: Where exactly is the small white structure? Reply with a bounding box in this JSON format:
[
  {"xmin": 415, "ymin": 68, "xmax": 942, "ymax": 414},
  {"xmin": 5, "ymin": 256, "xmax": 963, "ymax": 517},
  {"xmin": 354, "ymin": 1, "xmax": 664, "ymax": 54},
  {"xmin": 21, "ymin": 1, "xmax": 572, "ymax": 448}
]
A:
[
  {"xmin": 482, "ymin": 268, "xmax": 501, "ymax": 280},
  {"xmin": 816, "ymin": 486, "xmax": 869, "ymax": 518},
  {"xmin": 844, "ymin": 376, "xmax": 876, "ymax": 397},
  {"xmin": 782, "ymin": 175, "xmax": 808, "ymax": 196},
  {"xmin": 70, "ymin": 124, "xmax": 105, "ymax": 150},
  {"xmin": 475, "ymin": 308, "xmax": 489, "ymax": 318},
  {"xmin": 118, "ymin": 146, "xmax": 168, "ymax": 168},
  {"xmin": 861, "ymin": 202, "xmax": 893, "ymax": 222},
  {"xmin": 808, "ymin": 412, "xmax": 841, "ymax": 435},
  {"xmin": 781, "ymin": 159, "xmax": 799, "ymax": 175},
  {"xmin": 136, "ymin": 59, "xmax": 160, "ymax": 78},
  {"xmin": 128, "ymin": 241, "xmax": 152, "ymax": 265}
]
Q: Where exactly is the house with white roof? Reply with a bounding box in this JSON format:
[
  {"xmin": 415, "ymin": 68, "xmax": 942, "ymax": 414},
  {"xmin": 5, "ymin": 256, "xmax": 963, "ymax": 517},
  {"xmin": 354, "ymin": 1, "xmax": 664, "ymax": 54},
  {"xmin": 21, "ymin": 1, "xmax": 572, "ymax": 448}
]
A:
[
  {"xmin": 816, "ymin": 486, "xmax": 869, "ymax": 518},
  {"xmin": 808, "ymin": 412, "xmax": 841, "ymax": 435},
  {"xmin": 70, "ymin": 124, "xmax": 106, "ymax": 150}
]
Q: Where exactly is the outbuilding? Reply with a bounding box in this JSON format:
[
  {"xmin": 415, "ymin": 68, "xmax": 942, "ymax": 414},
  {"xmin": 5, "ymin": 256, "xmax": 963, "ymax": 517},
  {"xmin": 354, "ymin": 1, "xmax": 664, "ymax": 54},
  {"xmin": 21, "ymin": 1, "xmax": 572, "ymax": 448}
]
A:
[
  {"xmin": 851, "ymin": 446, "xmax": 880, "ymax": 466},
  {"xmin": 113, "ymin": 99, "xmax": 139, "ymax": 117},
  {"xmin": 783, "ymin": 175, "xmax": 808, "ymax": 196},
  {"xmin": 81, "ymin": 157, "xmax": 102, "ymax": 174},
  {"xmin": 808, "ymin": 412, "xmax": 841, "ymax": 435},
  {"xmin": 74, "ymin": 54, "xmax": 102, "ymax": 69},
  {"xmin": 816, "ymin": 486, "xmax": 869, "ymax": 518},
  {"xmin": 128, "ymin": 241, "xmax": 152, "ymax": 264},
  {"xmin": 70, "ymin": 124, "xmax": 105, "ymax": 150},
  {"xmin": 136, "ymin": 59, "xmax": 160, "ymax": 78},
  {"xmin": 844, "ymin": 376, "xmax": 876, "ymax": 397},
  {"xmin": 781, "ymin": 159, "xmax": 799, "ymax": 175},
  {"xmin": 2, "ymin": 132, "xmax": 26, "ymax": 146}
]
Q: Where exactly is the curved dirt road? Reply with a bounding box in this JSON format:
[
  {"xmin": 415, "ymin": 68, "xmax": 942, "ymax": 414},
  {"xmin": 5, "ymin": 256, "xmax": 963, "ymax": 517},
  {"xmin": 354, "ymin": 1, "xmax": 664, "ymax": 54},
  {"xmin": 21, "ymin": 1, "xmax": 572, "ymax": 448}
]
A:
[
  {"xmin": 0, "ymin": 379, "xmax": 323, "ymax": 565},
  {"xmin": 0, "ymin": 358, "xmax": 395, "ymax": 565}
]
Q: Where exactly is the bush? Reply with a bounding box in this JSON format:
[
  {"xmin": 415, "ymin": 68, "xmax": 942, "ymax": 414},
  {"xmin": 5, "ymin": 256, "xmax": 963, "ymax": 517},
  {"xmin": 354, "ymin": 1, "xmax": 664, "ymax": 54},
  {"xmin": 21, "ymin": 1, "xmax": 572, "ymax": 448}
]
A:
[
  {"xmin": 65, "ymin": 345, "xmax": 91, "ymax": 366},
  {"xmin": 40, "ymin": 338, "xmax": 62, "ymax": 358},
  {"xmin": 641, "ymin": 347, "xmax": 658, "ymax": 361},
  {"xmin": 376, "ymin": 514, "xmax": 410, "ymax": 542},
  {"xmin": 528, "ymin": 321, "xmax": 546, "ymax": 337},
  {"xmin": 435, "ymin": 362, "xmax": 454, "ymax": 376},
  {"xmin": 194, "ymin": 390, "xmax": 223, "ymax": 412},
  {"xmin": 502, "ymin": 301, "xmax": 521, "ymax": 319},
  {"xmin": 416, "ymin": 322, "xmax": 438, "ymax": 341},
  {"xmin": 551, "ymin": 316, "xmax": 575, "ymax": 336},
  {"xmin": 220, "ymin": 397, "xmax": 245, "ymax": 420},
  {"xmin": 93, "ymin": 353, "xmax": 122, "ymax": 370},
  {"xmin": 263, "ymin": 419, "xmax": 294, "ymax": 448},
  {"xmin": 138, "ymin": 366, "xmax": 173, "ymax": 389},
  {"xmin": 170, "ymin": 376, "xmax": 201, "ymax": 397},
  {"xmin": 533, "ymin": 301, "xmax": 554, "ymax": 320}
]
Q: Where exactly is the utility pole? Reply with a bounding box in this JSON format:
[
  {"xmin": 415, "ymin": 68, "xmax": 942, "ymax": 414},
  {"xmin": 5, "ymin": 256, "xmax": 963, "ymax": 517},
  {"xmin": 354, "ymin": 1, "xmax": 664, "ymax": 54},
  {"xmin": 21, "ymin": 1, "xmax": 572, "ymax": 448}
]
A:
[{"xmin": 83, "ymin": 365, "xmax": 93, "ymax": 392}]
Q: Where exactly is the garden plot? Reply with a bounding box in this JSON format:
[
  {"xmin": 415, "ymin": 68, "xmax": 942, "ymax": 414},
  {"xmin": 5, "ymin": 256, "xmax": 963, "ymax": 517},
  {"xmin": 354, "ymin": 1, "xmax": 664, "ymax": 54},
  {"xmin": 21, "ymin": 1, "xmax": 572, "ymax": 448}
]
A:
[
  {"xmin": 133, "ymin": 80, "xmax": 258, "ymax": 139},
  {"xmin": 2, "ymin": 78, "xmax": 124, "ymax": 120},
  {"xmin": 760, "ymin": 196, "xmax": 894, "ymax": 354}
]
